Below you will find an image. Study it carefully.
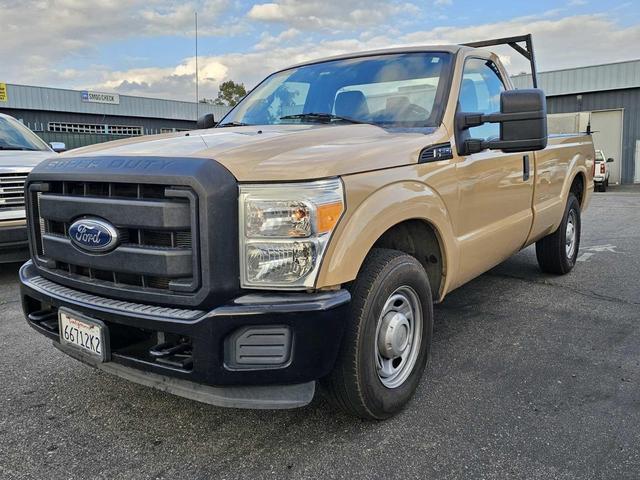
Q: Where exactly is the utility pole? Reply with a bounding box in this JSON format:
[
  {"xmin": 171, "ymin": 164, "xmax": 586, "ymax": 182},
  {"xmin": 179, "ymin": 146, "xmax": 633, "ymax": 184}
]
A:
[{"xmin": 195, "ymin": 11, "xmax": 199, "ymax": 119}]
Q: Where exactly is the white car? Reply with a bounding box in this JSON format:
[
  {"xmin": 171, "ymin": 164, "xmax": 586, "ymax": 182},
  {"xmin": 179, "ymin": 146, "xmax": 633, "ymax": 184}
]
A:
[
  {"xmin": 0, "ymin": 113, "xmax": 64, "ymax": 262},
  {"xmin": 594, "ymin": 149, "xmax": 614, "ymax": 192}
]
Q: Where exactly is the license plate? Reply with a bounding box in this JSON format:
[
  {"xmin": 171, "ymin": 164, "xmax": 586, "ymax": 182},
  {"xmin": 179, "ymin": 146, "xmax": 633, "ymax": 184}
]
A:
[{"xmin": 58, "ymin": 308, "xmax": 108, "ymax": 361}]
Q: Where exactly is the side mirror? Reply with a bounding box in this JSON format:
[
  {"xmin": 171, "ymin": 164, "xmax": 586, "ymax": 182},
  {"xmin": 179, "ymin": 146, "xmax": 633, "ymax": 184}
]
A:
[
  {"xmin": 197, "ymin": 113, "xmax": 216, "ymax": 129},
  {"xmin": 456, "ymin": 88, "xmax": 548, "ymax": 155},
  {"xmin": 607, "ymin": 157, "xmax": 614, "ymax": 163},
  {"xmin": 49, "ymin": 142, "xmax": 66, "ymax": 153}
]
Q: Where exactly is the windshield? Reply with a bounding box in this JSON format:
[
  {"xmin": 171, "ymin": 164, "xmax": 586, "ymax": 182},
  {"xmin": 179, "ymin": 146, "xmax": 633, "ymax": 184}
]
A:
[
  {"xmin": 219, "ymin": 52, "xmax": 453, "ymax": 128},
  {"xmin": 595, "ymin": 151, "xmax": 604, "ymax": 161},
  {"xmin": 0, "ymin": 116, "xmax": 50, "ymax": 151}
]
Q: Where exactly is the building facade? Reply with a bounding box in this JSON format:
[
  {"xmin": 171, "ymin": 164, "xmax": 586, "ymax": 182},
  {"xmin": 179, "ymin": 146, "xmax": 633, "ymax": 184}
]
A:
[
  {"xmin": 512, "ymin": 59, "xmax": 640, "ymax": 184},
  {"xmin": 0, "ymin": 83, "xmax": 231, "ymax": 150}
]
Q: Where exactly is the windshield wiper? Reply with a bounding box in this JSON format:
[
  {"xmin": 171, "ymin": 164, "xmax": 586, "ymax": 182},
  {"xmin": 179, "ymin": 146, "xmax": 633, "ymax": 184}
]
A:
[
  {"xmin": 0, "ymin": 145, "xmax": 38, "ymax": 151},
  {"xmin": 217, "ymin": 121, "xmax": 251, "ymax": 127},
  {"xmin": 280, "ymin": 113, "xmax": 370, "ymax": 124}
]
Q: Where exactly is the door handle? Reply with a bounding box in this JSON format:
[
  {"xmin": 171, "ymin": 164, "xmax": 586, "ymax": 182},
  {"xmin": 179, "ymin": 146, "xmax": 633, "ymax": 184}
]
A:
[{"xmin": 523, "ymin": 154, "xmax": 530, "ymax": 181}]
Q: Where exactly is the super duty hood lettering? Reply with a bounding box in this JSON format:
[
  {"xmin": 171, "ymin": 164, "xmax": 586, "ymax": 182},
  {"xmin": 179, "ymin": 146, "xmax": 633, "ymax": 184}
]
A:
[{"xmin": 46, "ymin": 157, "xmax": 176, "ymax": 171}]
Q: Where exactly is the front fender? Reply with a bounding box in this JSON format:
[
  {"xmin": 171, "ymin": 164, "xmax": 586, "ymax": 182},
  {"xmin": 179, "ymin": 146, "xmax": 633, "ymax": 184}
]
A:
[{"xmin": 316, "ymin": 178, "xmax": 458, "ymax": 301}]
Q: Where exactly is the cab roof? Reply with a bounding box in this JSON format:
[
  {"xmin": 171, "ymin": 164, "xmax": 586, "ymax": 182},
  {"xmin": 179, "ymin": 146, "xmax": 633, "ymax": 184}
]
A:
[{"xmin": 288, "ymin": 44, "xmax": 468, "ymax": 70}]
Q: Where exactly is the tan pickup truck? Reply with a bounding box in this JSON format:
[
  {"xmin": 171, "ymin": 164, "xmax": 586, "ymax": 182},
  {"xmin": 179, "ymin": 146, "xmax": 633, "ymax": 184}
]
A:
[{"xmin": 21, "ymin": 35, "xmax": 594, "ymax": 419}]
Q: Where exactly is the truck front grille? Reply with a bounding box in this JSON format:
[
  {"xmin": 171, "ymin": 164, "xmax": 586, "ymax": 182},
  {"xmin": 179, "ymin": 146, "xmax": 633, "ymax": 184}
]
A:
[
  {"xmin": 0, "ymin": 172, "xmax": 28, "ymax": 221},
  {"xmin": 28, "ymin": 180, "xmax": 199, "ymax": 296}
]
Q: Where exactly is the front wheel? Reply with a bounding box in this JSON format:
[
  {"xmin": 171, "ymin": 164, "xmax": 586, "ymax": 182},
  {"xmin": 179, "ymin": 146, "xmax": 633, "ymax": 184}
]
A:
[
  {"xmin": 536, "ymin": 193, "xmax": 581, "ymax": 274},
  {"xmin": 321, "ymin": 248, "xmax": 433, "ymax": 420}
]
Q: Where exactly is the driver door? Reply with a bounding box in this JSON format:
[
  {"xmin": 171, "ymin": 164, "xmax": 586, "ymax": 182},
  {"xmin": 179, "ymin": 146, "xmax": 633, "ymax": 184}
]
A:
[{"xmin": 454, "ymin": 58, "xmax": 535, "ymax": 286}]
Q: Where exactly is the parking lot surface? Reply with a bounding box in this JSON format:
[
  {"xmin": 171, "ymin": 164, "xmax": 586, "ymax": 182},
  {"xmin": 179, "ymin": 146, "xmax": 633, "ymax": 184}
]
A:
[{"xmin": 1, "ymin": 188, "xmax": 638, "ymax": 480}]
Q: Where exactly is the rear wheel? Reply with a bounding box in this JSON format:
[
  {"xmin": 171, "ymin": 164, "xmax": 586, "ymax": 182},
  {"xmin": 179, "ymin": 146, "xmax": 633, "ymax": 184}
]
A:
[
  {"xmin": 536, "ymin": 193, "xmax": 581, "ymax": 274},
  {"xmin": 321, "ymin": 248, "xmax": 433, "ymax": 420}
]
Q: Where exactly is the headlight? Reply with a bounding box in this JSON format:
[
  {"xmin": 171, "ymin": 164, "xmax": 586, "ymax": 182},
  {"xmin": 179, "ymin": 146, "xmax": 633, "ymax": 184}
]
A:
[{"xmin": 239, "ymin": 179, "xmax": 344, "ymax": 289}]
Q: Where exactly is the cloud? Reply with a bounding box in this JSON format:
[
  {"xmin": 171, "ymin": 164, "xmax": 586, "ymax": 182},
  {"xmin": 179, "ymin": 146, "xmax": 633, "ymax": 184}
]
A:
[
  {"xmin": 86, "ymin": 12, "xmax": 640, "ymax": 101},
  {"xmin": 246, "ymin": 0, "xmax": 420, "ymax": 30},
  {"xmin": 0, "ymin": 0, "xmax": 235, "ymax": 86},
  {"xmin": 2, "ymin": 3, "xmax": 639, "ymax": 103},
  {"xmin": 140, "ymin": 1, "xmax": 234, "ymax": 36},
  {"xmin": 255, "ymin": 28, "xmax": 302, "ymax": 51}
]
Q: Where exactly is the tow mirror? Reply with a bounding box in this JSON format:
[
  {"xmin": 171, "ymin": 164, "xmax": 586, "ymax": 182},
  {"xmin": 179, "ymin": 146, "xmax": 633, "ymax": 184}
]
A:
[
  {"xmin": 607, "ymin": 157, "xmax": 614, "ymax": 163},
  {"xmin": 49, "ymin": 142, "xmax": 66, "ymax": 153},
  {"xmin": 197, "ymin": 113, "xmax": 216, "ymax": 129},
  {"xmin": 456, "ymin": 88, "xmax": 548, "ymax": 155}
]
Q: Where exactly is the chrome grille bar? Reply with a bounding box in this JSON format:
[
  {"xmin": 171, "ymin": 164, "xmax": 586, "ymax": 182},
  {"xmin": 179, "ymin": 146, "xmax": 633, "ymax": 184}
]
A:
[{"xmin": 0, "ymin": 172, "xmax": 28, "ymax": 221}]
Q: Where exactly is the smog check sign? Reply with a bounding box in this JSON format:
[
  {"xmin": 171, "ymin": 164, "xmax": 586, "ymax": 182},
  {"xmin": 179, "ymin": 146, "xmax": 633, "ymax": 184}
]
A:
[{"xmin": 81, "ymin": 90, "xmax": 120, "ymax": 105}]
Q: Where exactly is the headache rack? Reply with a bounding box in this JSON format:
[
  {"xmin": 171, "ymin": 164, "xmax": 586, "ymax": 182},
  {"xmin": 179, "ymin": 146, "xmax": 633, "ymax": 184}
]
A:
[{"xmin": 463, "ymin": 33, "xmax": 539, "ymax": 88}]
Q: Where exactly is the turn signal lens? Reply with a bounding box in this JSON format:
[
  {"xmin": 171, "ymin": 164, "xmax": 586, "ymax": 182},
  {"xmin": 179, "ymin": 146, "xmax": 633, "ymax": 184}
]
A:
[{"xmin": 317, "ymin": 202, "xmax": 344, "ymax": 233}]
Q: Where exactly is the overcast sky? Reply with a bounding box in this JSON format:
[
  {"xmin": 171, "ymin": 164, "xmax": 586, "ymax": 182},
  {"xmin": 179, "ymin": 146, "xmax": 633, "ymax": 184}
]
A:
[{"xmin": 1, "ymin": 0, "xmax": 639, "ymax": 101}]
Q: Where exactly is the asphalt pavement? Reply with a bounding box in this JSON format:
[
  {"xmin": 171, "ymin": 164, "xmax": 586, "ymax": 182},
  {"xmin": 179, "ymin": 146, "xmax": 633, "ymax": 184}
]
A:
[{"xmin": 0, "ymin": 187, "xmax": 638, "ymax": 480}]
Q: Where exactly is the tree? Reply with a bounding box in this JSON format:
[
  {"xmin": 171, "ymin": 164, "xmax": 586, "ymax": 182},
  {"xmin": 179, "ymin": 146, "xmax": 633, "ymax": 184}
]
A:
[{"xmin": 213, "ymin": 80, "xmax": 247, "ymax": 107}]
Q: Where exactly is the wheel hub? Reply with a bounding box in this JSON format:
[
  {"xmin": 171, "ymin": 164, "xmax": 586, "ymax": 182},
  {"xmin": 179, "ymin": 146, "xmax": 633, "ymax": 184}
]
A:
[{"xmin": 377, "ymin": 312, "xmax": 410, "ymax": 359}]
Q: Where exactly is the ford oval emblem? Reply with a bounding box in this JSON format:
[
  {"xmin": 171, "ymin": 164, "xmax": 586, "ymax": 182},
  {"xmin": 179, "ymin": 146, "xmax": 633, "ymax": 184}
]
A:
[{"xmin": 68, "ymin": 218, "xmax": 119, "ymax": 253}]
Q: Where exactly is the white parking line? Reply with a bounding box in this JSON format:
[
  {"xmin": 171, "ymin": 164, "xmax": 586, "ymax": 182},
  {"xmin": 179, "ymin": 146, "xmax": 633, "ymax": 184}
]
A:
[
  {"xmin": 577, "ymin": 252, "xmax": 594, "ymax": 262},
  {"xmin": 576, "ymin": 244, "xmax": 619, "ymax": 262}
]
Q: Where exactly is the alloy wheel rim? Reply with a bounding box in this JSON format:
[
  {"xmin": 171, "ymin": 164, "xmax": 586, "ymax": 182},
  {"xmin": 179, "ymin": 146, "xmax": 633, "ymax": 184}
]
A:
[
  {"xmin": 375, "ymin": 286, "xmax": 422, "ymax": 389},
  {"xmin": 566, "ymin": 209, "xmax": 577, "ymax": 259}
]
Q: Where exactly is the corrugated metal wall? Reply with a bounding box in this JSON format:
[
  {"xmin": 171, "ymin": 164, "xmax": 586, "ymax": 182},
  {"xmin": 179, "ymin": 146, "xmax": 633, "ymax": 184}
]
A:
[
  {"xmin": 1, "ymin": 107, "xmax": 226, "ymax": 150},
  {"xmin": 2, "ymin": 108, "xmax": 197, "ymax": 133},
  {"xmin": 546, "ymin": 88, "xmax": 640, "ymax": 184},
  {"xmin": 3, "ymin": 84, "xmax": 231, "ymax": 121},
  {"xmin": 38, "ymin": 132, "xmax": 127, "ymax": 150},
  {"xmin": 511, "ymin": 60, "xmax": 640, "ymax": 96}
]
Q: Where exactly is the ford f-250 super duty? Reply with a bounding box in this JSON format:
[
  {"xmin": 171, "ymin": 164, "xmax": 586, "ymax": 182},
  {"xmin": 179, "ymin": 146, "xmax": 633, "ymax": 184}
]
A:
[{"xmin": 20, "ymin": 35, "xmax": 594, "ymax": 419}]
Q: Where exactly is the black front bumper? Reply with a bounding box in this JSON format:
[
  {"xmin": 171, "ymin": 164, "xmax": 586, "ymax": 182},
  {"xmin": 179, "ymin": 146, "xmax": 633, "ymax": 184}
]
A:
[
  {"xmin": 0, "ymin": 223, "xmax": 29, "ymax": 263},
  {"xmin": 20, "ymin": 261, "xmax": 350, "ymax": 393}
]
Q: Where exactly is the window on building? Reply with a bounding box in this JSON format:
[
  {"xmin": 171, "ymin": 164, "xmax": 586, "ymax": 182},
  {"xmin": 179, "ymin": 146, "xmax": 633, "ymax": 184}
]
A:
[
  {"xmin": 107, "ymin": 125, "xmax": 143, "ymax": 136},
  {"xmin": 48, "ymin": 122, "xmax": 143, "ymax": 136},
  {"xmin": 160, "ymin": 128, "xmax": 190, "ymax": 134}
]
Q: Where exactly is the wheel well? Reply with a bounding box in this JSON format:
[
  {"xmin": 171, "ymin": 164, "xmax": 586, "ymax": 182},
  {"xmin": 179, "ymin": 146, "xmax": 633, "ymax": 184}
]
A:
[
  {"xmin": 373, "ymin": 219, "xmax": 444, "ymax": 299},
  {"xmin": 570, "ymin": 173, "xmax": 585, "ymax": 208}
]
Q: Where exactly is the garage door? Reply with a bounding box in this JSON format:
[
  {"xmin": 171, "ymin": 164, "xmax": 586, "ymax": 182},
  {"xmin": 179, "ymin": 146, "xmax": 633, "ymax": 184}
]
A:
[{"xmin": 590, "ymin": 109, "xmax": 624, "ymax": 184}]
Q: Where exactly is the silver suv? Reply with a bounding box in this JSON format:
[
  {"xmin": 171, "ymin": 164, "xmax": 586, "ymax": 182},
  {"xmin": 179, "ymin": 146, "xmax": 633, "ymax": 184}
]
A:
[{"xmin": 0, "ymin": 113, "xmax": 62, "ymax": 262}]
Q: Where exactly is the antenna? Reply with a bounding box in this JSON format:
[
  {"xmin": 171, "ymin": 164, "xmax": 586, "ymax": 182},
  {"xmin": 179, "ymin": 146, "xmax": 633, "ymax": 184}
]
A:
[{"xmin": 195, "ymin": 11, "xmax": 199, "ymax": 119}]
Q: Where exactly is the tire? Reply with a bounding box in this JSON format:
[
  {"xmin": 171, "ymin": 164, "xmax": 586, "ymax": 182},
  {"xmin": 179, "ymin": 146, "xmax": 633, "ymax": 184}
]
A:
[
  {"xmin": 321, "ymin": 248, "xmax": 433, "ymax": 420},
  {"xmin": 535, "ymin": 193, "xmax": 581, "ymax": 274},
  {"xmin": 604, "ymin": 178, "xmax": 609, "ymax": 191}
]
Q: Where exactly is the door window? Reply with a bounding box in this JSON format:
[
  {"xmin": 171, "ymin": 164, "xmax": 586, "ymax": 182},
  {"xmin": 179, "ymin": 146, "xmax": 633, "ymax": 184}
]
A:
[{"xmin": 458, "ymin": 58, "xmax": 505, "ymax": 141}]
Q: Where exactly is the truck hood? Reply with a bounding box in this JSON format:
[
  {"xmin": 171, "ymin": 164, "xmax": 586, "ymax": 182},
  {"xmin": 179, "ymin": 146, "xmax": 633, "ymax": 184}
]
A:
[
  {"xmin": 62, "ymin": 124, "xmax": 446, "ymax": 181},
  {"xmin": 0, "ymin": 150, "xmax": 55, "ymax": 171}
]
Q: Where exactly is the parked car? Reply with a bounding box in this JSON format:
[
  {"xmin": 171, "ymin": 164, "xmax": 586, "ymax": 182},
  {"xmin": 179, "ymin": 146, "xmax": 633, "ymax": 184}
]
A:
[
  {"xmin": 0, "ymin": 113, "xmax": 64, "ymax": 263},
  {"xmin": 594, "ymin": 149, "xmax": 614, "ymax": 191},
  {"xmin": 20, "ymin": 35, "xmax": 594, "ymax": 419}
]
